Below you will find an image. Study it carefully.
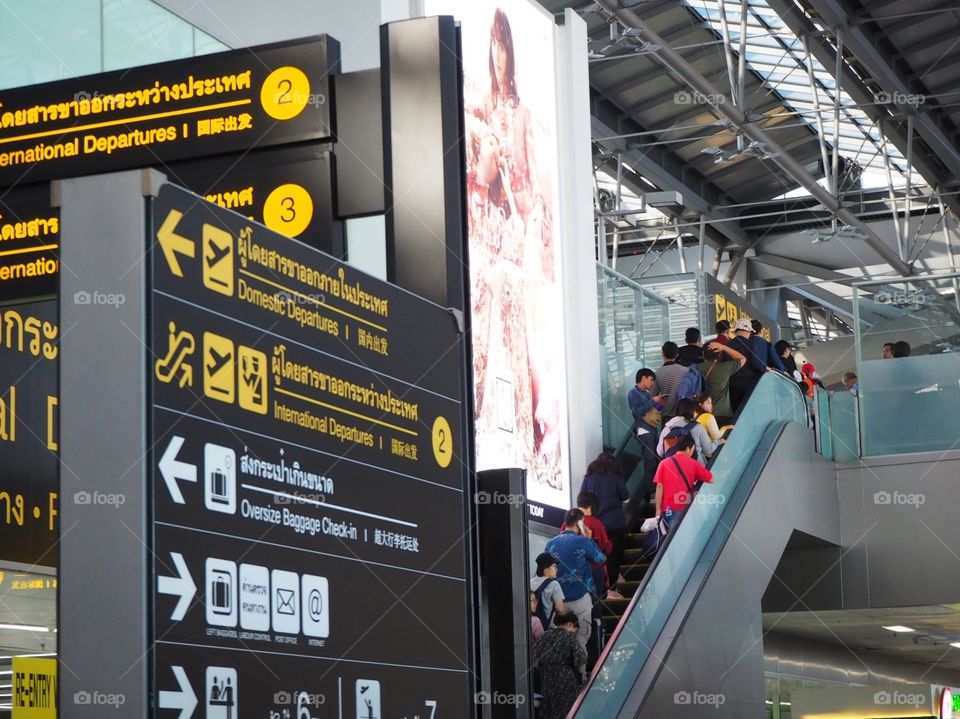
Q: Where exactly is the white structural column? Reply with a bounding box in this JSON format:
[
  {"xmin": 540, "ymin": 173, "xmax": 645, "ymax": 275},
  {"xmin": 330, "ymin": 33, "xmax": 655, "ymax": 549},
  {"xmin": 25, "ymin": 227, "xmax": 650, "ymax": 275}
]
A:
[{"xmin": 558, "ymin": 8, "xmax": 602, "ymax": 497}]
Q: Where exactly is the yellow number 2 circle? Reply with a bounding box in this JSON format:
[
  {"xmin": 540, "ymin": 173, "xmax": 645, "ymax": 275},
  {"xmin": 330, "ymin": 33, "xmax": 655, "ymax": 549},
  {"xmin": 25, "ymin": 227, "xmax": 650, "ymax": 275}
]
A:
[
  {"xmin": 432, "ymin": 416, "xmax": 453, "ymax": 468},
  {"xmin": 260, "ymin": 66, "xmax": 310, "ymax": 121},
  {"xmin": 263, "ymin": 184, "xmax": 314, "ymax": 238}
]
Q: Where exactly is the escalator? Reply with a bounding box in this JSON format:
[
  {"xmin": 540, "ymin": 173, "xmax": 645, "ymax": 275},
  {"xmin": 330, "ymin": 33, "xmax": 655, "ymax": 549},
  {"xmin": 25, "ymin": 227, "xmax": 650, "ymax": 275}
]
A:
[{"xmin": 574, "ymin": 373, "xmax": 839, "ymax": 717}]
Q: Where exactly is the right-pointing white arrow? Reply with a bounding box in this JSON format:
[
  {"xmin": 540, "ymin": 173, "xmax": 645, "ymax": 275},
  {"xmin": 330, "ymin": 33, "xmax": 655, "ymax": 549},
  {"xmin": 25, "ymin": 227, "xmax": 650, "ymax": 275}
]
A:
[
  {"xmin": 158, "ymin": 552, "xmax": 196, "ymax": 622},
  {"xmin": 158, "ymin": 665, "xmax": 197, "ymax": 719},
  {"xmin": 159, "ymin": 435, "xmax": 197, "ymax": 504}
]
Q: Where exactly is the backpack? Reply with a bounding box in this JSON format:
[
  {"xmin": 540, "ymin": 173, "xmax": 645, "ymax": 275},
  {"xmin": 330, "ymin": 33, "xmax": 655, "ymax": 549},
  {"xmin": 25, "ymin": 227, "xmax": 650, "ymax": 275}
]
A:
[
  {"xmin": 662, "ymin": 421, "xmax": 699, "ymax": 460},
  {"xmin": 676, "ymin": 363, "xmax": 705, "ymax": 401},
  {"xmin": 533, "ymin": 578, "xmax": 558, "ymax": 627}
]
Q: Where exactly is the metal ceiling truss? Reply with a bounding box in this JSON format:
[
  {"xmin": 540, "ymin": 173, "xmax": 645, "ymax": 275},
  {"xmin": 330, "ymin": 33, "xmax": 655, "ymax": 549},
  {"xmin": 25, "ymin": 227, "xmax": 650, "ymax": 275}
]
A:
[
  {"xmin": 591, "ymin": 95, "xmax": 752, "ymax": 250},
  {"xmin": 763, "ymin": 0, "xmax": 960, "ymax": 221},
  {"xmin": 802, "ymin": 0, "xmax": 960, "ymax": 182},
  {"xmin": 593, "ymin": 0, "xmax": 912, "ymax": 278}
]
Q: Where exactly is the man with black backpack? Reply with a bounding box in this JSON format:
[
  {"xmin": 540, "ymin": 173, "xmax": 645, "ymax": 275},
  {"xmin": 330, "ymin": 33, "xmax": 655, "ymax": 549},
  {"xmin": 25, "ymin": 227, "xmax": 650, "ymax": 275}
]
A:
[{"xmin": 530, "ymin": 553, "xmax": 567, "ymax": 630}]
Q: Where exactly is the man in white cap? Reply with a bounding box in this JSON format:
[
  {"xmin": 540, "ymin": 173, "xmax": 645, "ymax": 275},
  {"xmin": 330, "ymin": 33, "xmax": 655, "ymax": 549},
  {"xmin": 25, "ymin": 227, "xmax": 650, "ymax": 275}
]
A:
[{"xmin": 727, "ymin": 317, "xmax": 769, "ymax": 413}]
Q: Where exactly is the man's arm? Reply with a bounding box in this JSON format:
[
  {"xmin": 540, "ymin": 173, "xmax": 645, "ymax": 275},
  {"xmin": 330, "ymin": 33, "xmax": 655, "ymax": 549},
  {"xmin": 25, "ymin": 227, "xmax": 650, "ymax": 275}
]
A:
[
  {"xmin": 628, "ymin": 388, "xmax": 656, "ymax": 420},
  {"xmin": 767, "ymin": 342, "xmax": 787, "ymax": 372},
  {"xmin": 585, "ymin": 537, "xmax": 606, "ymax": 564},
  {"xmin": 694, "ymin": 462, "xmax": 714, "ymax": 484},
  {"xmin": 654, "ymin": 483, "xmax": 664, "ymax": 516},
  {"xmin": 745, "ymin": 339, "xmax": 767, "ymax": 373},
  {"xmin": 710, "ymin": 341, "xmax": 746, "ymax": 368}
]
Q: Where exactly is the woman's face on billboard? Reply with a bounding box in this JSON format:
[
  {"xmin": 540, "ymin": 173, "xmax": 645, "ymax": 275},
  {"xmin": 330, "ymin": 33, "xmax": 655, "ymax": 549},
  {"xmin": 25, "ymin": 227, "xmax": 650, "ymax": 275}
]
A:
[{"xmin": 491, "ymin": 35, "xmax": 508, "ymax": 87}]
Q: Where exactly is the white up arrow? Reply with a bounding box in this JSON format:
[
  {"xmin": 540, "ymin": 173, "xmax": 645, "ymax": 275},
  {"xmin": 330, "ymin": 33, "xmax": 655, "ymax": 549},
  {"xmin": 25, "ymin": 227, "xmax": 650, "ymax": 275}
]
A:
[
  {"xmin": 158, "ymin": 665, "xmax": 197, "ymax": 719},
  {"xmin": 158, "ymin": 552, "xmax": 196, "ymax": 622},
  {"xmin": 159, "ymin": 435, "xmax": 197, "ymax": 504}
]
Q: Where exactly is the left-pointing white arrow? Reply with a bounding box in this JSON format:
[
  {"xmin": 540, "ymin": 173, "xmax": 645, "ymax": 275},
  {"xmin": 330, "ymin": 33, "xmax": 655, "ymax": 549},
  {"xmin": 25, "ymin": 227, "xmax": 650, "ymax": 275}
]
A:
[
  {"xmin": 159, "ymin": 435, "xmax": 197, "ymax": 504},
  {"xmin": 158, "ymin": 665, "xmax": 197, "ymax": 719},
  {"xmin": 157, "ymin": 552, "xmax": 196, "ymax": 622}
]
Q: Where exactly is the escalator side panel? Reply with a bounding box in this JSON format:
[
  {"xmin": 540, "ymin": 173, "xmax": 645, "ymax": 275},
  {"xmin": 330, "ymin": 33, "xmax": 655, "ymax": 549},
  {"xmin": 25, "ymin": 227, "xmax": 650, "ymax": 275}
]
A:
[{"xmin": 624, "ymin": 421, "xmax": 839, "ymax": 717}]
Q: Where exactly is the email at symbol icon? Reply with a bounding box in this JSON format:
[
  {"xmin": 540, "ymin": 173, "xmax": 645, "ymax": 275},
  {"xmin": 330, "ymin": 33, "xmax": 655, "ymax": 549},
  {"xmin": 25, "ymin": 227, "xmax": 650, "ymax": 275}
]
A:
[{"xmin": 276, "ymin": 588, "xmax": 296, "ymax": 615}]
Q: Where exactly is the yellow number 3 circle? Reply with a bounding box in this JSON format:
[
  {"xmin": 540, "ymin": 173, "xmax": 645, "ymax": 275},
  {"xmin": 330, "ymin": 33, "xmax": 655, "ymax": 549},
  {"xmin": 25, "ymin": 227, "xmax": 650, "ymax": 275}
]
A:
[
  {"xmin": 432, "ymin": 416, "xmax": 453, "ymax": 468},
  {"xmin": 260, "ymin": 66, "xmax": 310, "ymax": 121},
  {"xmin": 263, "ymin": 184, "xmax": 314, "ymax": 238}
]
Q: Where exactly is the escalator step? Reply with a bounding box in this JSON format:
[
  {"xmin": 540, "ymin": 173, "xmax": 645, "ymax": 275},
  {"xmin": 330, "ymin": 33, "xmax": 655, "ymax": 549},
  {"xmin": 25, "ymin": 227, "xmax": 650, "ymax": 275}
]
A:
[
  {"xmin": 616, "ymin": 580, "xmax": 643, "ymax": 597},
  {"xmin": 597, "ymin": 598, "xmax": 631, "ymax": 618},
  {"xmin": 621, "ymin": 562, "xmax": 652, "ymax": 581},
  {"xmin": 622, "ymin": 547, "xmax": 650, "ymax": 563},
  {"xmin": 623, "ymin": 533, "xmax": 647, "ymax": 549}
]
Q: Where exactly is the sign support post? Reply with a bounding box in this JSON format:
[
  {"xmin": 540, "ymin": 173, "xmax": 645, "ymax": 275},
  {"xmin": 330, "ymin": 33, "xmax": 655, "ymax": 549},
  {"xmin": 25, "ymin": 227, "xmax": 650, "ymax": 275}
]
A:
[{"xmin": 57, "ymin": 168, "xmax": 160, "ymax": 717}]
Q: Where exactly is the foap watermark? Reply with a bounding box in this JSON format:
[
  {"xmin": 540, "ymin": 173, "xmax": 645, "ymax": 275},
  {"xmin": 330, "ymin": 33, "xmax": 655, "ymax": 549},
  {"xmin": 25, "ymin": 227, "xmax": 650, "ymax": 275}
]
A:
[
  {"xmin": 74, "ymin": 490, "xmax": 126, "ymax": 507},
  {"xmin": 270, "ymin": 90, "xmax": 327, "ymax": 108},
  {"xmin": 73, "ymin": 690, "xmax": 126, "ymax": 708},
  {"xmin": 875, "ymin": 90, "xmax": 926, "ymax": 108},
  {"xmin": 73, "ymin": 290, "xmax": 126, "ymax": 308},
  {"xmin": 675, "ymin": 90, "xmax": 726, "ymax": 106},
  {"xmin": 475, "ymin": 691, "xmax": 526, "ymax": 706},
  {"xmin": 275, "ymin": 290, "xmax": 327, "ymax": 306},
  {"xmin": 674, "ymin": 491, "xmax": 726, "ymax": 507},
  {"xmin": 273, "ymin": 690, "xmax": 326, "ymax": 707},
  {"xmin": 875, "ymin": 289, "xmax": 926, "ymax": 305},
  {"xmin": 474, "ymin": 490, "xmax": 525, "ymax": 507},
  {"xmin": 273, "ymin": 491, "xmax": 326, "ymax": 506},
  {"xmin": 874, "ymin": 690, "xmax": 924, "ymax": 707},
  {"xmin": 674, "ymin": 690, "xmax": 726, "ymax": 708},
  {"xmin": 874, "ymin": 490, "xmax": 925, "ymax": 507},
  {"xmin": 72, "ymin": 90, "xmax": 108, "ymax": 102}
]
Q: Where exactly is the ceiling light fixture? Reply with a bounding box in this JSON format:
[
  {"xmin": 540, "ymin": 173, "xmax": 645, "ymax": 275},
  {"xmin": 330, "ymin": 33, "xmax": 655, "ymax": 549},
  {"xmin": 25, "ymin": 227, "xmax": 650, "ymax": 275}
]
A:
[
  {"xmin": 882, "ymin": 625, "xmax": 916, "ymax": 633},
  {"xmin": 950, "ymin": 642, "xmax": 960, "ymax": 649}
]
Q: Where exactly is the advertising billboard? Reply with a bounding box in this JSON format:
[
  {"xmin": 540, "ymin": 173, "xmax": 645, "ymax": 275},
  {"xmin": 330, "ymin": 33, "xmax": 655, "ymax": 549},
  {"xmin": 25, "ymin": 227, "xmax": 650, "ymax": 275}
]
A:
[{"xmin": 425, "ymin": 0, "xmax": 570, "ymax": 517}]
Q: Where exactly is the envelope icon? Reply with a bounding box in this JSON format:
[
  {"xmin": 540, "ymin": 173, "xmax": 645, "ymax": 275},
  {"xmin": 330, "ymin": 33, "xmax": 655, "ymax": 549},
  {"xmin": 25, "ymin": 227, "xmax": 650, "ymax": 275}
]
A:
[
  {"xmin": 202, "ymin": 223, "xmax": 234, "ymax": 297},
  {"xmin": 276, "ymin": 587, "xmax": 296, "ymax": 615},
  {"xmin": 203, "ymin": 332, "xmax": 235, "ymax": 404}
]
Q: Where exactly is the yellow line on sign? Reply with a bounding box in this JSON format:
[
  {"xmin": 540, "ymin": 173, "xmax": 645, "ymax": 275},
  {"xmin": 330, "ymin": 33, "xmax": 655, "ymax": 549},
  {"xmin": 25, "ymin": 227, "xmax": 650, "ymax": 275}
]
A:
[
  {"xmin": 274, "ymin": 385, "xmax": 418, "ymax": 437},
  {"xmin": 0, "ymin": 99, "xmax": 252, "ymax": 145},
  {"xmin": 0, "ymin": 243, "xmax": 58, "ymax": 257},
  {"xmin": 239, "ymin": 268, "xmax": 389, "ymax": 332}
]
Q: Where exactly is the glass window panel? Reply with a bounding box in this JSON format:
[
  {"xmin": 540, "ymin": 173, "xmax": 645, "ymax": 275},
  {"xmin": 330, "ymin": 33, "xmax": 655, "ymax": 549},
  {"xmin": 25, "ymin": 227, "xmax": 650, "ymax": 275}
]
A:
[
  {"xmin": 0, "ymin": 0, "xmax": 101, "ymax": 90},
  {"xmin": 102, "ymin": 0, "xmax": 194, "ymax": 71}
]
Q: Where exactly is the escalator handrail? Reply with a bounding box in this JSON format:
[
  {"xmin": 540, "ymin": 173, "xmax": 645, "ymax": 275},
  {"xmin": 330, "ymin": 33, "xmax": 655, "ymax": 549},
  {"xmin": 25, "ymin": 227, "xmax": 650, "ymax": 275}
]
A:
[{"xmin": 570, "ymin": 372, "xmax": 808, "ymax": 717}]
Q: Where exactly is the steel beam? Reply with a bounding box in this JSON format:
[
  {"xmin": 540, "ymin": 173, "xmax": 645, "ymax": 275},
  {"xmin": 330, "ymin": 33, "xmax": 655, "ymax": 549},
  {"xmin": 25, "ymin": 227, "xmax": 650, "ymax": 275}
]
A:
[
  {"xmin": 764, "ymin": 0, "xmax": 960, "ymax": 220},
  {"xmin": 591, "ymin": 109, "xmax": 751, "ymax": 249},
  {"xmin": 804, "ymin": 0, "xmax": 960, "ymax": 181},
  {"xmin": 594, "ymin": 0, "xmax": 912, "ymax": 277}
]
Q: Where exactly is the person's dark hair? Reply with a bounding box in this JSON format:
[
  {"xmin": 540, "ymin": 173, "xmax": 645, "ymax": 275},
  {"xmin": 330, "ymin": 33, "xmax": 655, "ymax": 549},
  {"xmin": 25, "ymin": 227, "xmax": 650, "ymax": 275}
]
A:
[
  {"xmin": 883, "ymin": 342, "xmax": 895, "ymax": 351},
  {"xmin": 751, "ymin": 319, "xmax": 763, "ymax": 333},
  {"xmin": 584, "ymin": 451, "xmax": 623, "ymax": 478},
  {"xmin": 662, "ymin": 341, "xmax": 679, "ymax": 360},
  {"xmin": 535, "ymin": 552, "xmax": 557, "ymax": 577},
  {"xmin": 674, "ymin": 397, "xmax": 696, "ymax": 421},
  {"xmin": 693, "ymin": 394, "xmax": 712, "ymax": 412},
  {"xmin": 716, "ymin": 320, "xmax": 730, "ymax": 334},
  {"xmin": 635, "ymin": 368, "xmax": 656, "ymax": 384},
  {"xmin": 576, "ymin": 490, "xmax": 599, "ymax": 514},
  {"xmin": 675, "ymin": 435, "xmax": 696, "ymax": 453},
  {"xmin": 563, "ymin": 508, "xmax": 584, "ymax": 528},
  {"xmin": 774, "ymin": 339, "xmax": 791, "ymax": 356},
  {"xmin": 685, "ymin": 327, "xmax": 701, "ymax": 344},
  {"xmin": 489, "ymin": 9, "xmax": 518, "ymax": 107},
  {"xmin": 893, "ymin": 340, "xmax": 911, "ymax": 358},
  {"xmin": 553, "ymin": 612, "xmax": 579, "ymax": 629}
]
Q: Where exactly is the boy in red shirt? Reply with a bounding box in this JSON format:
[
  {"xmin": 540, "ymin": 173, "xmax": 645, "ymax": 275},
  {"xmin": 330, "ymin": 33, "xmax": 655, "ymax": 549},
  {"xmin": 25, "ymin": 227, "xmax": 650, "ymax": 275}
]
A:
[{"xmin": 654, "ymin": 434, "xmax": 714, "ymax": 530}]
